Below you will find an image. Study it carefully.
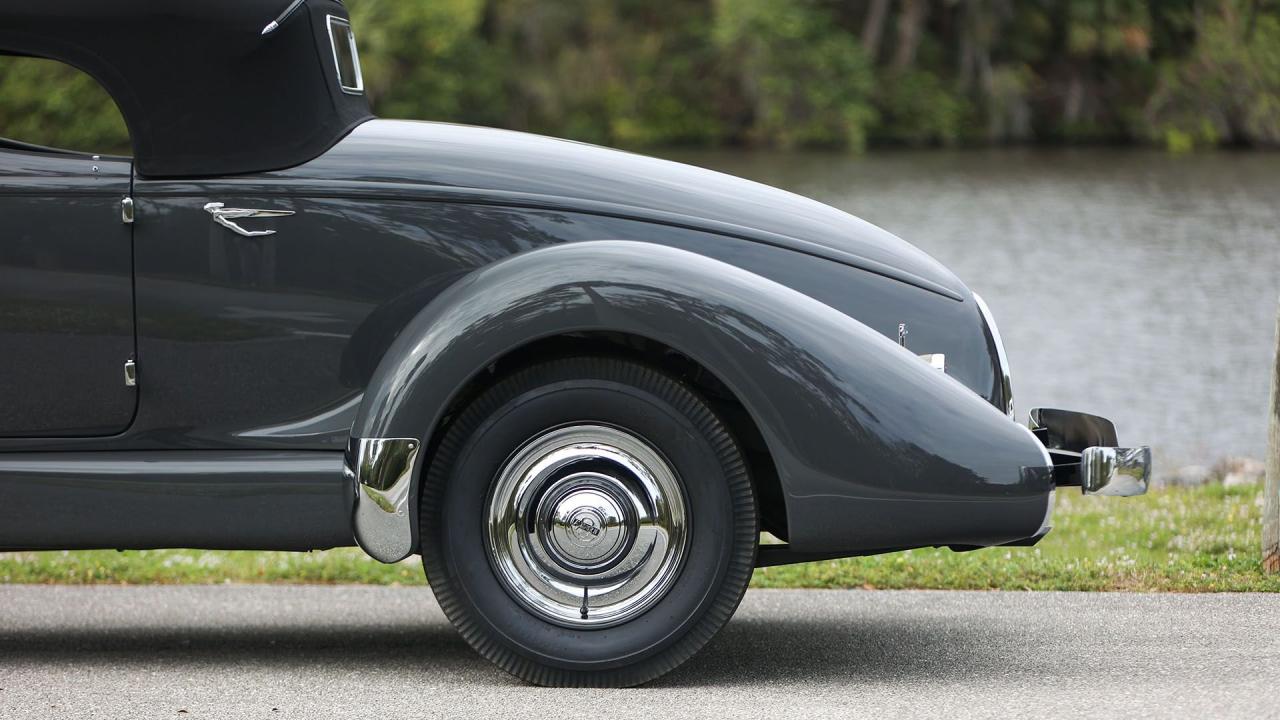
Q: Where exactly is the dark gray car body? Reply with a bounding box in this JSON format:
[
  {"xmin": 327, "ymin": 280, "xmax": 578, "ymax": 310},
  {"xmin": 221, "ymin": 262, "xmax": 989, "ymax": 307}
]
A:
[{"xmin": 0, "ymin": 118, "xmax": 1058, "ymax": 560}]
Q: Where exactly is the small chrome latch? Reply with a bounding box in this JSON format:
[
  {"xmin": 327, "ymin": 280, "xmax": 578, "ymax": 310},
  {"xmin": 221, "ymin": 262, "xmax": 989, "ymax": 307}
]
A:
[
  {"xmin": 121, "ymin": 196, "xmax": 135, "ymax": 224},
  {"xmin": 897, "ymin": 323, "xmax": 908, "ymax": 347},
  {"xmin": 124, "ymin": 358, "xmax": 137, "ymax": 387}
]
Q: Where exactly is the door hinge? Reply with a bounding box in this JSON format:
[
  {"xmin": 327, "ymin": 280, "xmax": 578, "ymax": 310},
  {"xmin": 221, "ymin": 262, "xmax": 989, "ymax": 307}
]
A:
[
  {"xmin": 121, "ymin": 196, "xmax": 135, "ymax": 224},
  {"xmin": 124, "ymin": 358, "xmax": 137, "ymax": 387}
]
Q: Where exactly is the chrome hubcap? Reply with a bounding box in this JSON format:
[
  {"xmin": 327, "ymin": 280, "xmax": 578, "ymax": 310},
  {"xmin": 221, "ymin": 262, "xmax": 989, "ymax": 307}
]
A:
[
  {"xmin": 540, "ymin": 475, "xmax": 634, "ymax": 571},
  {"xmin": 485, "ymin": 425, "xmax": 688, "ymax": 628}
]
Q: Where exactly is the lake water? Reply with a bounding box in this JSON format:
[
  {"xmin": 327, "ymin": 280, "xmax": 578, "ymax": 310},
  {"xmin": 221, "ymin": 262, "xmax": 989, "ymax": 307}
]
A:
[{"xmin": 672, "ymin": 149, "xmax": 1280, "ymax": 468}]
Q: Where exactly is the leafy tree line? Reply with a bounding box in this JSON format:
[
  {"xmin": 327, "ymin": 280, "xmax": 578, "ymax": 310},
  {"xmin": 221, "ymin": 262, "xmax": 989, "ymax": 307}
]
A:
[{"xmin": 2, "ymin": 0, "xmax": 1278, "ymax": 154}]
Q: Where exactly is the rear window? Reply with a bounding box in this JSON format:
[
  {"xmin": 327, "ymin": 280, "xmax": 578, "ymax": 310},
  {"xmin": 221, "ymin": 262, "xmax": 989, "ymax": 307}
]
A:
[{"xmin": 326, "ymin": 16, "xmax": 363, "ymax": 95}]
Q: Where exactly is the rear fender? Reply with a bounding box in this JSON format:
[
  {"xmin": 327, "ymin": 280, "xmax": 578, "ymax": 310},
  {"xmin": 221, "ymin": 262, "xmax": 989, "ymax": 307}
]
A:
[{"xmin": 349, "ymin": 241, "xmax": 1052, "ymax": 562}]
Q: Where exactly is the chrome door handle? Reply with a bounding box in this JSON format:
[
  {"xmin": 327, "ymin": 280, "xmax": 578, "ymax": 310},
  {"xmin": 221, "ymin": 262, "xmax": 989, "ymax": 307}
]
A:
[{"xmin": 203, "ymin": 202, "xmax": 295, "ymax": 237}]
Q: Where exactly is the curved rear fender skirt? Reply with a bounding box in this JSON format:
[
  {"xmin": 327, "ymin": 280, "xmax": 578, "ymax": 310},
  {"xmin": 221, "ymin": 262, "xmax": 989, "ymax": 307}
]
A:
[{"xmin": 350, "ymin": 241, "xmax": 1052, "ymax": 560}]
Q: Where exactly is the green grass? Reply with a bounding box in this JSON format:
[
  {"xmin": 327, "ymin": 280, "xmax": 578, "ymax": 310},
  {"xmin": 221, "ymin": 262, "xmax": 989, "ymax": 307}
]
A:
[{"xmin": 2, "ymin": 481, "xmax": 1277, "ymax": 591}]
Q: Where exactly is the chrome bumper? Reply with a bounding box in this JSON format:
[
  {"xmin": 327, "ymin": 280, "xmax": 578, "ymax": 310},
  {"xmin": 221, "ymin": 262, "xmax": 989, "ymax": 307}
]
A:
[
  {"xmin": 1080, "ymin": 446, "xmax": 1151, "ymax": 496},
  {"xmin": 1028, "ymin": 408, "xmax": 1151, "ymax": 496}
]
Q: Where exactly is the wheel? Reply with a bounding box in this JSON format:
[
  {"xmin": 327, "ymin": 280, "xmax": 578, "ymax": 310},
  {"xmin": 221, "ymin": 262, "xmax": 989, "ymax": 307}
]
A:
[{"xmin": 420, "ymin": 356, "xmax": 757, "ymax": 687}]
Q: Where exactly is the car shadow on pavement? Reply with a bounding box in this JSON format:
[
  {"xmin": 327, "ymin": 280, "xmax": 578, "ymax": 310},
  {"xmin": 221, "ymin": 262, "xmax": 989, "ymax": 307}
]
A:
[
  {"xmin": 0, "ymin": 610, "xmax": 1033, "ymax": 687},
  {"xmin": 0, "ymin": 623, "xmax": 484, "ymax": 669},
  {"xmin": 656, "ymin": 613, "xmax": 1026, "ymax": 688}
]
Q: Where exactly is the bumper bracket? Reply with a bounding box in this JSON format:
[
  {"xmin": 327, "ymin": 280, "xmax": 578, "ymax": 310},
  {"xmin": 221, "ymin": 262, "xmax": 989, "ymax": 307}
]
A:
[{"xmin": 1028, "ymin": 408, "xmax": 1151, "ymax": 496}]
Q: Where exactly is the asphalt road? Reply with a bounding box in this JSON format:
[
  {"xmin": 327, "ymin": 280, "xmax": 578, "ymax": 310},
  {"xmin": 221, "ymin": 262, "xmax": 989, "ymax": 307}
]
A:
[{"xmin": 1, "ymin": 586, "xmax": 1276, "ymax": 719}]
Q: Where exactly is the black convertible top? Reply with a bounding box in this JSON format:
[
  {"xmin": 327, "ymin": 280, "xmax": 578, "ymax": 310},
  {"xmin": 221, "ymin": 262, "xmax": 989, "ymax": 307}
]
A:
[{"xmin": 0, "ymin": 0, "xmax": 373, "ymax": 178}]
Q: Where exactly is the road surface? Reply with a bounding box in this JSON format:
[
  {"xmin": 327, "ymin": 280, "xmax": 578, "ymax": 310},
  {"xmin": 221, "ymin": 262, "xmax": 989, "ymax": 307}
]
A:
[{"xmin": 1, "ymin": 586, "xmax": 1276, "ymax": 718}]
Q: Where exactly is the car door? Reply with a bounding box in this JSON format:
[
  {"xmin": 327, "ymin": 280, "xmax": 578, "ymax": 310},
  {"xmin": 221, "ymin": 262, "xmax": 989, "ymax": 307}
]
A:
[{"xmin": 0, "ymin": 143, "xmax": 137, "ymax": 436}]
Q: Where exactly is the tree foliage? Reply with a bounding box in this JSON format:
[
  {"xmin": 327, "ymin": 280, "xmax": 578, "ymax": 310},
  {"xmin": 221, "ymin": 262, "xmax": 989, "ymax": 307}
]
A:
[
  {"xmin": 2, "ymin": 0, "xmax": 1277, "ymax": 154},
  {"xmin": 0, "ymin": 59, "xmax": 129, "ymax": 153},
  {"xmin": 1145, "ymin": 3, "xmax": 1280, "ymax": 149}
]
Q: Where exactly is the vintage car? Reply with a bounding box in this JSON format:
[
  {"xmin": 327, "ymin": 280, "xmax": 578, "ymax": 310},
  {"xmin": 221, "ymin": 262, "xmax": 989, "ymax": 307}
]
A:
[{"xmin": 0, "ymin": 0, "xmax": 1151, "ymax": 687}]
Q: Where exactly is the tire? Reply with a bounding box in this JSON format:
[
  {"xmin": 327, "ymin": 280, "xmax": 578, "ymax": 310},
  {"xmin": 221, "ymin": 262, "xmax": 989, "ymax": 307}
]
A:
[{"xmin": 420, "ymin": 356, "xmax": 757, "ymax": 687}]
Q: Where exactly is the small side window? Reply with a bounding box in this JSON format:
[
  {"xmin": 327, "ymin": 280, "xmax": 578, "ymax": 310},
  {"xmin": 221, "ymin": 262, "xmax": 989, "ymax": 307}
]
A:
[{"xmin": 326, "ymin": 16, "xmax": 364, "ymax": 95}]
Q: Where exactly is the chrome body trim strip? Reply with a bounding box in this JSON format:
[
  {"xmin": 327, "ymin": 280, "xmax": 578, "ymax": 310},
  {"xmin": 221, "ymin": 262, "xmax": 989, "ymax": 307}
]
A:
[
  {"xmin": 1081, "ymin": 446, "xmax": 1152, "ymax": 497},
  {"xmin": 347, "ymin": 437, "xmax": 419, "ymax": 562},
  {"xmin": 973, "ymin": 292, "xmax": 1015, "ymax": 419}
]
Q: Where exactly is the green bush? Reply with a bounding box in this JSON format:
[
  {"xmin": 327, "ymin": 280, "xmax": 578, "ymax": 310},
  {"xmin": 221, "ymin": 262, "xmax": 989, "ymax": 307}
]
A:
[
  {"xmin": 349, "ymin": 0, "xmax": 508, "ymax": 128},
  {"xmin": 603, "ymin": 5, "xmax": 727, "ymax": 147},
  {"xmin": 872, "ymin": 69, "xmax": 969, "ymax": 147},
  {"xmin": 712, "ymin": 0, "xmax": 875, "ymax": 149},
  {"xmin": 1145, "ymin": 7, "xmax": 1280, "ymax": 149}
]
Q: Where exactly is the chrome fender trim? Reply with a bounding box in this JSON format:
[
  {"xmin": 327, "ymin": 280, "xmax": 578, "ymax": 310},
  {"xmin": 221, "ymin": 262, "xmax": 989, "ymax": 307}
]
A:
[{"xmin": 347, "ymin": 437, "xmax": 419, "ymax": 562}]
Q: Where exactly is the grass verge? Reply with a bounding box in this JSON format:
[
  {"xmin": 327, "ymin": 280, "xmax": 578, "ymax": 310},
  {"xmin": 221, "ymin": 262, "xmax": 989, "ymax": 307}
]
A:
[{"xmin": 2, "ymin": 481, "xmax": 1276, "ymax": 591}]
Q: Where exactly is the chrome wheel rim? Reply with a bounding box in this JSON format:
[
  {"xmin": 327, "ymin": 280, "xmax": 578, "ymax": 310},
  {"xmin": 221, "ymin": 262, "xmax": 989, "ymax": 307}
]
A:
[{"xmin": 485, "ymin": 424, "xmax": 689, "ymax": 628}]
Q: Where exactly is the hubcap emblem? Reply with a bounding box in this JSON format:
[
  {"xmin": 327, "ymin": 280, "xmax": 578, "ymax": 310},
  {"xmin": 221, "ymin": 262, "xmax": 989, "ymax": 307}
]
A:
[
  {"xmin": 545, "ymin": 485, "xmax": 630, "ymax": 569},
  {"xmin": 569, "ymin": 512, "xmax": 601, "ymax": 540}
]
